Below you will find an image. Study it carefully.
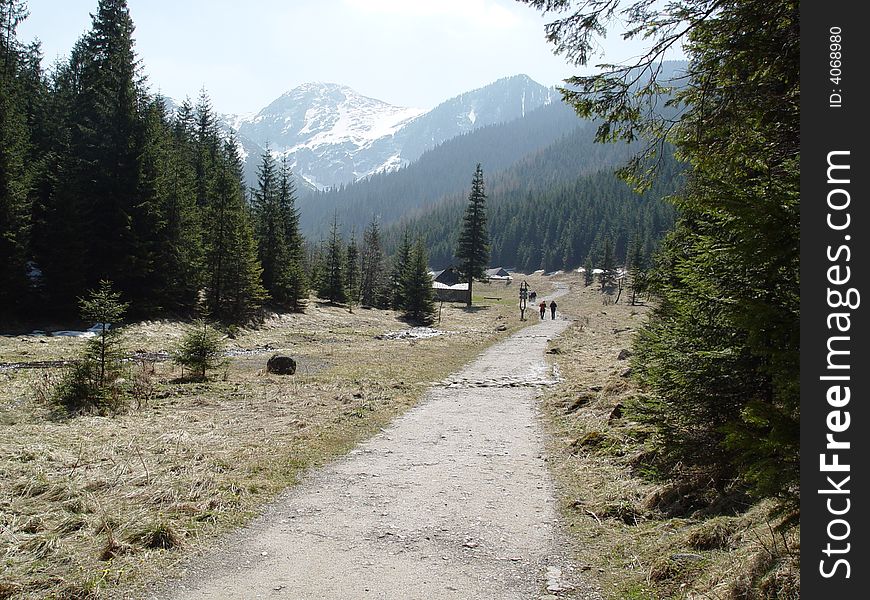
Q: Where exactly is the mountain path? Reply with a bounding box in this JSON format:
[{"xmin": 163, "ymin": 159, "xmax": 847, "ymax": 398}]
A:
[{"xmin": 155, "ymin": 285, "xmax": 598, "ymax": 600}]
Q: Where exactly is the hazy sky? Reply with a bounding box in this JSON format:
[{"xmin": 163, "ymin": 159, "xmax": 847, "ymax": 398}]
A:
[{"xmin": 18, "ymin": 0, "xmax": 660, "ymax": 115}]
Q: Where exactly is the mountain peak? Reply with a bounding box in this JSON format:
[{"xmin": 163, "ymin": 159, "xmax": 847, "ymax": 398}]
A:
[
  {"xmin": 226, "ymin": 74, "xmax": 559, "ymax": 190},
  {"xmin": 286, "ymin": 81, "xmax": 355, "ymax": 96}
]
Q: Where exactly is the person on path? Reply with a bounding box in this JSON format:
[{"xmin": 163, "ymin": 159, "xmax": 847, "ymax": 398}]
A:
[
  {"xmin": 539, "ymin": 301, "xmax": 546, "ymax": 320},
  {"xmin": 549, "ymin": 300, "xmax": 557, "ymax": 320}
]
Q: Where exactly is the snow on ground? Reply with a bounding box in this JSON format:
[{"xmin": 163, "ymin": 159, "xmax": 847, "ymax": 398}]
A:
[
  {"xmin": 376, "ymin": 327, "xmax": 447, "ymax": 340},
  {"xmin": 36, "ymin": 324, "xmax": 112, "ymax": 338}
]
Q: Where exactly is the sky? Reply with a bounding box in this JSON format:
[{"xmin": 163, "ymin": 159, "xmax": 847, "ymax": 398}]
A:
[{"xmin": 17, "ymin": 0, "xmax": 662, "ymax": 115}]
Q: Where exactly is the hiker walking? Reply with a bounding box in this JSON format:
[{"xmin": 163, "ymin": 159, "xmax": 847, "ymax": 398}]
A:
[
  {"xmin": 549, "ymin": 300, "xmax": 557, "ymax": 320},
  {"xmin": 539, "ymin": 300, "xmax": 546, "ymax": 320}
]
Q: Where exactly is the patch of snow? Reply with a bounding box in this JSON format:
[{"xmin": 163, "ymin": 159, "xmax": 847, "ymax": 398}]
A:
[
  {"xmin": 521, "ymin": 90, "xmax": 526, "ymax": 118},
  {"xmin": 467, "ymin": 108, "xmax": 477, "ymax": 124},
  {"xmin": 432, "ymin": 282, "xmax": 469, "ymax": 290},
  {"xmin": 49, "ymin": 323, "xmax": 112, "ymax": 338},
  {"xmin": 51, "ymin": 330, "xmax": 96, "ymax": 338},
  {"xmin": 372, "ymin": 153, "xmax": 407, "ymax": 176},
  {"xmin": 377, "ymin": 327, "xmax": 446, "ymax": 340},
  {"xmin": 222, "ymin": 112, "xmax": 255, "ymax": 131}
]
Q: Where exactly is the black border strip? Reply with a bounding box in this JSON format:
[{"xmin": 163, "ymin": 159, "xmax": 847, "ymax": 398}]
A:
[{"xmin": 800, "ymin": 1, "xmax": 868, "ymax": 595}]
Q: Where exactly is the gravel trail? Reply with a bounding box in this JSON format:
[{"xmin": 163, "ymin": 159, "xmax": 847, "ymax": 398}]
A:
[{"xmin": 158, "ymin": 287, "xmax": 595, "ymax": 599}]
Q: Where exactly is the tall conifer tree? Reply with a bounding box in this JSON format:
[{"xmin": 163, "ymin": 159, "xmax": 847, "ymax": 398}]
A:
[
  {"xmin": 318, "ymin": 213, "xmax": 346, "ymax": 304},
  {"xmin": 251, "ymin": 149, "xmax": 289, "ymax": 304},
  {"xmin": 455, "ymin": 164, "xmax": 489, "ymax": 306},
  {"xmin": 0, "ymin": 0, "xmax": 35, "ymax": 316},
  {"xmin": 278, "ymin": 157, "xmax": 307, "ymax": 309},
  {"xmin": 345, "ymin": 230, "xmax": 360, "ymax": 309},
  {"xmin": 73, "ymin": 0, "xmax": 142, "ymax": 293},
  {"xmin": 390, "ymin": 229, "xmax": 412, "ymax": 311},
  {"xmin": 401, "ymin": 238, "xmax": 435, "ymax": 325},
  {"xmin": 203, "ymin": 137, "xmax": 266, "ymax": 322},
  {"xmin": 360, "ymin": 218, "xmax": 386, "ymax": 308}
]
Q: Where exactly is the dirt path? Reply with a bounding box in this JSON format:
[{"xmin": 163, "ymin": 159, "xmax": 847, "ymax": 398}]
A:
[{"xmin": 155, "ymin": 286, "xmax": 595, "ymax": 600}]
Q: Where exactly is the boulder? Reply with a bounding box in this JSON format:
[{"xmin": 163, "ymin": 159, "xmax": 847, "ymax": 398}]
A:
[
  {"xmin": 266, "ymin": 354, "xmax": 296, "ymax": 375},
  {"xmin": 617, "ymin": 349, "xmax": 632, "ymax": 360}
]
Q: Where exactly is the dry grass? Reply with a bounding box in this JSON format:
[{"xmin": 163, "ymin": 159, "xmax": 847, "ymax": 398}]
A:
[
  {"xmin": 0, "ymin": 280, "xmax": 545, "ymax": 599},
  {"xmin": 538, "ymin": 275, "xmax": 799, "ymax": 600}
]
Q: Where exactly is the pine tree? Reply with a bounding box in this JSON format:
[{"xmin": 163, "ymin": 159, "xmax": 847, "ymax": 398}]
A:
[
  {"xmin": 55, "ymin": 280, "xmax": 129, "ymax": 414},
  {"xmin": 401, "ymin": 238, "xmax": 435, "ymax": 325},
  {"xmin": 251, "ymin": 148, "xmax": 291, "ymax": 305},
  {"xmin": 130, "ymin": 96, "xmax": 202, "ymax": 314},
  {"xmin": 306, "ymin": 240, "xmax": 324, "ymax": 298},
  {"xmin": 626, "ymin": 235, "xmax": 647, "ymax": 305},
  {"xmin": 203, "ymin": 137, "xmax": 266, "ymax": 322},
  {"xmin": 172, "ymin": 319, "xmax": 227, "ymax": 380},
  {"xmin": 193, "ymin": 89, "xmax": 220, "ymax": 208},
  {"xmin": 345, "ymin": 230, "xmax": 360, "ymax": 310},
  {"xmin": 278, "ymin": 156, "xmax": 307, "ymax": 309},
  {"xmin": 583, "ymin": 256, "xmax": 594, "ymax": 287},
  {"xmin": 599, "ymin": 236, "xmax": 616, "ymax": 292},
  {"xmin": 318, "ymin": 213, "xmax": 346, "ymax": 304},
  {"xmin": 359, "ymin": 217, "xmax": 387, "ymax": 308},
  {"xmin": 0, "ymin": 0, "xmax": 35, "ymax": 317},
  {"xmin": 455, "ymin": 164, "xmax": 489, "ymax": 306},
  {"xmin": 390, "ymin": 229, "xmax": 412, "ymax": 310},
  {"xmin": 71, "ymin": 0, "xmax": 143, "ymax": 295}
]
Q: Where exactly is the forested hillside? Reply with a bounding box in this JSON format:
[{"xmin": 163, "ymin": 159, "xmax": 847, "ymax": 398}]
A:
[
  {"xmin": 378, "ymin": 127, "xmax": 681, "ymax": 272},
  {"xmin": 299, "ymin": 100, "xmax": 589, "ymax": 236},
  {"xmin": 398, "ymin": 160, "xmax": 679, "ymax": 272}
]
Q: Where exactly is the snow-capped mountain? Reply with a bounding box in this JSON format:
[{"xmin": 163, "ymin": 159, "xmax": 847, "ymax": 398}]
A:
[
  {"xmin": 234, "ymin": 83, "xmax": 424, "ymax": 189},
  {"xmin": 391, "ymin": 74, "xmax": 554, "ymax": 164},
  {"xmin": 223, "ymin": 75, "xmax": 555, "ymax": 190}
]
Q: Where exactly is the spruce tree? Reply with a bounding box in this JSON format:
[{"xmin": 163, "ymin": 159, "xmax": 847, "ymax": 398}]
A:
[
  {"xmin": 582, "ymin": 256, "xmax": 594, "ymax": 287},
  {"xmin": 203, "ymin": 137, "xmax": 266, "ymax": 322},
  {"xmin": 56, "ymin": 280, "xmax": 129, "ymax": 414},
  {"xmin": 306, "ymin": 240, "xmax": 325, "ymax": 297},
  {"xmin": 278, "ymin": 157, "xmax": 307, "ymax": 309},
  {"xmin": 626, "ymin": 235, "xmax": 647, "ymax": 305},
  {"xmin": 390, "ymin": 229, "xmax": 412, "ymax": 310},
  {"xmin": 71, "ymin": 0, "xmax": 142, "ymax": 295},
  {"xmin": 401, "ymin": 238, "xmax": 436, "ymax": 325},
  {"xmin": 345, "ymin": 230, "xmax": 360, "ymax": 310},
  {"xmin": 599, "ymin": 236, "xmax": 616, "ymax": 292},
  {"xmin": 131, "ymin": 97, "xmax": 202, "ymax": 314},
  {"xmin": 455, "ymin": 164, "xmax": 489, "ymax": 306},
  {"xmin": 318, "ymin": 213, "xmax": 346, "ymax": 304},
  {"xmin": 172, "ymin": 319, "xmax": 227, "ymax": 380},
  {"xmin": 359, "ymin": 217, "xmax": 387, "ymax": 308},
  {"xmin": 251, "ymin": 149, "xmax": 291, "ymax": 305},
  {"xmin": 0, "ymin": 0, "xmax": 34, "ymax": 317}
]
